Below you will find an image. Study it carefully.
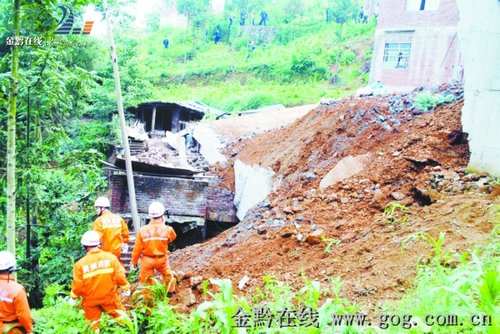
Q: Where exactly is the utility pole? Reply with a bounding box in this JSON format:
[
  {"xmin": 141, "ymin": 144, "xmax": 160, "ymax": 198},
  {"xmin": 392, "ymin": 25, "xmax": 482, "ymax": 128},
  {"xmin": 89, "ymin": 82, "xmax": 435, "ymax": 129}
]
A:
[{"xmin": 103, "ymin": 0, "xmax": 140, "ymax": 233}]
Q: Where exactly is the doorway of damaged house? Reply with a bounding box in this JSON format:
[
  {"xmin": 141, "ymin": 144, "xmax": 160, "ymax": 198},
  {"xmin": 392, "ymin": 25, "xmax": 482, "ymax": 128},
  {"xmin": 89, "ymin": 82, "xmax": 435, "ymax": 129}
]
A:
[{"xmin": 103, "ymin": 101, "xmax": 238, "ymax": 264}]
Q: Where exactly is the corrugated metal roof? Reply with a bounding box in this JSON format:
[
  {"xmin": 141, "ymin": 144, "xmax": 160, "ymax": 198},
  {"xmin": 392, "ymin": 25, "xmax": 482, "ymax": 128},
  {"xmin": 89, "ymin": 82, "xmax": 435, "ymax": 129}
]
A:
[{"xmin": 128, "ymin": 100, "xmax": 225, "ymax": 117}]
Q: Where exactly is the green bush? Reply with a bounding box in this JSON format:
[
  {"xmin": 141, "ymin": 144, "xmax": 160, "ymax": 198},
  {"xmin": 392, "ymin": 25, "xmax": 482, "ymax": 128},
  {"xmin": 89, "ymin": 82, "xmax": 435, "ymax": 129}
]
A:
[
  {"xmin": 339, "ymin": 49, "xmax": 356, "ymax": 65},
  {"xmin": 290, "ymin": 54, "xmax": 328, "ymax": 80},
  {"xmin": 33, "ymin": 299, "xmax": 91, "ymax": 334},
  {"xmin": 222, "ymin": 92, "xmax": 276, "ymax": 112},
  {"xmin": 414, "ymin": 93, "xmax": 456, "ymax": 111},
  {"xmin": 384, "ymin": 227, "xmax": 499, "ymax": 333}
]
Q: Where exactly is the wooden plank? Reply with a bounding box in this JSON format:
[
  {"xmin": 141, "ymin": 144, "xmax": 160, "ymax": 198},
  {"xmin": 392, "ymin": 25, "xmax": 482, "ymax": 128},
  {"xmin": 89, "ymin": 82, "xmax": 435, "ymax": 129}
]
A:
[{"xmin": 114, "ymin": 157, "xmax": 198, "ymax": 176}]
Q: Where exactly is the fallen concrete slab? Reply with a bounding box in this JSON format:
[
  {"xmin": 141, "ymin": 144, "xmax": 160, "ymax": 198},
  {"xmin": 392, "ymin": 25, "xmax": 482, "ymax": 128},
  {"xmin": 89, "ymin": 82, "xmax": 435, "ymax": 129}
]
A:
[
  {"xmin": 234, "ymin": 159, "xmax": 275, "ymax": 220},
  {"xmin": 319, "ymin": 154, "xmax": 371, "ymax": 190}
]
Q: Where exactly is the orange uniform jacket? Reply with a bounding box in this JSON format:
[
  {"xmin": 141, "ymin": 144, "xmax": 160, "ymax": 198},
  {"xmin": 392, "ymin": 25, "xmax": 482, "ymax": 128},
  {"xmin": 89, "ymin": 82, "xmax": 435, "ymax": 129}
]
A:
[
  {"xmin": 0, "ymin": 274, "xmax": 33, "ymax": 333},
  {"xmin": 71, "ymin": 249, "xmax": 130, "ymax": 305},
  {"xmin": 131, "ymin": 221, "xmax": 177, "ymax": 265},
  {"xmin": 92, "ymin": 211, "xmax": 129, "ymax": 254}
]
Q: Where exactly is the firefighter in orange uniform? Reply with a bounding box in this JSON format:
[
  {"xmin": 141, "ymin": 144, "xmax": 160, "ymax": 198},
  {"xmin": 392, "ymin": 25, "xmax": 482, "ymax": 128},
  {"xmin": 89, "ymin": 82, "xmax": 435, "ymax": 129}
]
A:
[
  {"xmin": 131, "ymin": 202, "xmax": 177, "ymax": 293},
  {"xmin": 0, "ymin": 251, "xmax": 33, "ymax": 334},
  {"xmin": 92, "ymin": 196, "xmax": 129, "ymax": 263},
  {"xmin": 70, "ymin": 231, "xmax": 130, "ymax": 332}
]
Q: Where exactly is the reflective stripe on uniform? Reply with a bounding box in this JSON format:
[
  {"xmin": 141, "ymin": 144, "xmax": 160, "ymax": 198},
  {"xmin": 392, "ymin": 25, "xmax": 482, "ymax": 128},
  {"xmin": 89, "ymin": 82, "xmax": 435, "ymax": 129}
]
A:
[
  {"xmin": 83, "ymin": 268, "xmax": 114, "ymax": 279},
  {"xmin": 101, "ymin": 217, "xmax": 122, "ymax": 229},
  {"xmin": 101, "ymin": 223, "xmax": 122, "ymax": 229},
  {"xmin": 0, "ymin": 296, "xmax": 14, "ymax": 303},
  {"xmin": 143, "ymin": 237, "xmax": 169, "ymax": 242}
]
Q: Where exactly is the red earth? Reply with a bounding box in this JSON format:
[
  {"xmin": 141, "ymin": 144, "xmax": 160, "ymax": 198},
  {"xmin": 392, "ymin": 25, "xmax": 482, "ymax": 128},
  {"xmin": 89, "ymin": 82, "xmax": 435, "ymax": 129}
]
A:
[{"xmin": 163, "ymin": 87, "xmax": 498, "ymax": 313}]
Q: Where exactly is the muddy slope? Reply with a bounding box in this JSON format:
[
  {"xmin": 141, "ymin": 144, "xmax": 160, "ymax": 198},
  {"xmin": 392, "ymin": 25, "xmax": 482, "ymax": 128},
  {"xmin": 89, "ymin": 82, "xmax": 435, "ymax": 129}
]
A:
[{"xmin": 169, "ymin": 87, "xmax": 498, "ymax": 311}]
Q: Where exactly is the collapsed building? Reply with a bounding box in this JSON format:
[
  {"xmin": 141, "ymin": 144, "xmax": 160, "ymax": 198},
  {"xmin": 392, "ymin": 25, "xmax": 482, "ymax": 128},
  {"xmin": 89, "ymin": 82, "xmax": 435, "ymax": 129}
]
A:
[{"xmin": 105, "ymin": 101, "xmax": 237, "ymax": 249}]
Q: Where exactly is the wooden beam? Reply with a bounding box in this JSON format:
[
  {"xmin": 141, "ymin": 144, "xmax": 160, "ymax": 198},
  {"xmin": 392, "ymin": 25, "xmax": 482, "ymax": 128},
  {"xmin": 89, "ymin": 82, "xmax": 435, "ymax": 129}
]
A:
[{"xmin": 151, "ymin": 106, "xmax": 157, "ymax": 131}]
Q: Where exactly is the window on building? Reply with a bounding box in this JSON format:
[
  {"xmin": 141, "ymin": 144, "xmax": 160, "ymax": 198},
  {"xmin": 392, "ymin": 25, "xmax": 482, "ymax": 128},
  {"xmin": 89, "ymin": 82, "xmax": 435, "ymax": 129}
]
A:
[
  {"xmin": 406, "ymin": 0, "xmax": 439, "ymax": 11},
  {"xmin": 383, "ymin": 43, "xmax": 412, "ymax": 69}
]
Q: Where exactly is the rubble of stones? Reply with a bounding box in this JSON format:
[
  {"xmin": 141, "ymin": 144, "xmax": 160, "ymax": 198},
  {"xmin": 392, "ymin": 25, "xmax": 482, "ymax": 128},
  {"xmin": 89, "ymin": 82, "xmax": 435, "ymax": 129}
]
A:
[
  {"xmin": 243, "ymin": 169, "xmax": 497, "ymax": 248},
  {"xmin": 135, "ymin": 138, "xmax": 209, "ymax": 172},
  {"xmin": 213, "ymin": 83, "xmax": 491, "ymax": 251}
]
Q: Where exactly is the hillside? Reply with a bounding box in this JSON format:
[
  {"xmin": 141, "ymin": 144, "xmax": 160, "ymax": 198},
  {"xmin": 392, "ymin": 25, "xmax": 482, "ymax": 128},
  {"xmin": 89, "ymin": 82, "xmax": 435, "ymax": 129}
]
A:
[
  {"xmin": 2, "ymin": 1, "xmax": 498, "ymax": 332},
  {"xmin": 89, "ymin": 19, "xmax": 376, "ymax": 115}
]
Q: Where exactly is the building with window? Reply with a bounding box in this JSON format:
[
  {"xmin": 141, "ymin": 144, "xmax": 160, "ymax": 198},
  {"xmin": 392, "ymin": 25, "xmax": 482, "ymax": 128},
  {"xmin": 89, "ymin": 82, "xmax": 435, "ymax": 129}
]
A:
[{"xmin": 369, "ymin": 0, "xmax": 463, "ymax": 91}]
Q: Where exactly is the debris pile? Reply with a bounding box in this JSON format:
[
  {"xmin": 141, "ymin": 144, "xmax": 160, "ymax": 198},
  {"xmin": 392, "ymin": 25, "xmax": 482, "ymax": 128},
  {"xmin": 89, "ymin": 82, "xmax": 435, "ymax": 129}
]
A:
[
  {"xmin": 128, "ymin": 135, "xmax": 209, "ymax": 172},
  {"xmin": 169, "ymin": 85, "xmax": 498, "ymax": 312}
]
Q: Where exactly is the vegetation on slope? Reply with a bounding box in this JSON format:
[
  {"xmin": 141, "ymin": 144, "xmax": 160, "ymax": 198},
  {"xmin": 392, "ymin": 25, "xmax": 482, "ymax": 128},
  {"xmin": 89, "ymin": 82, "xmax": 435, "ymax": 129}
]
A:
[
  {"xmin": 0, "ymin": 0, "xmax": 373, "ymax": 309},
  {"xmin": 3, "ymin": 0, "xmax": 497, "ymax": 333},
  {"xmin": 33, "ymin": 225, "xmax": 499, "ymax": 333},
  {"xmin": 86, "ymin": 0, "xmax": 376, "ymax": 114}
]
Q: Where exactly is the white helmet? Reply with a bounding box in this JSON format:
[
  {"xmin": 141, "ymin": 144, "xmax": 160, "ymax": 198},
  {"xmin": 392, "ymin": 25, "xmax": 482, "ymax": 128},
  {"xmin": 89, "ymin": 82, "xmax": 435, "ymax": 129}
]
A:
[
  {"xmin": 0, "ymin": 251, "xmax": 16, "ymax": 271},
  {"xmin": 81, "ymin": 231, "xmax": 101, "ymax": 247},
  {"xmin": 94, "ymin": 196, "xmax": 110, "ymax": 208},
  {"xmin": 148, "ymin": 201, "xmax": 165, "ymax": 218}
]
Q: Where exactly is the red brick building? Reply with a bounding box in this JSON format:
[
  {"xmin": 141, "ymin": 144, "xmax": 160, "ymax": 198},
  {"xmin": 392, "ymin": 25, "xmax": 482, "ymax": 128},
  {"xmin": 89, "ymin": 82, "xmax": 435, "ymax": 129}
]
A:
[{"xmin": 369, "ymin": 0, "xmax": 463, "ymax": 91}]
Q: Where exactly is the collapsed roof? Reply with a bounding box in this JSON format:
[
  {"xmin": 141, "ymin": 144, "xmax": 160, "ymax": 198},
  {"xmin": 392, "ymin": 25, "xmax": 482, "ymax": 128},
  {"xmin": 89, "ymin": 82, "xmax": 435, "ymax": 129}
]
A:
[{"xmin": 127, "ymin": 101, "xmax": 224, "ymax": 134}]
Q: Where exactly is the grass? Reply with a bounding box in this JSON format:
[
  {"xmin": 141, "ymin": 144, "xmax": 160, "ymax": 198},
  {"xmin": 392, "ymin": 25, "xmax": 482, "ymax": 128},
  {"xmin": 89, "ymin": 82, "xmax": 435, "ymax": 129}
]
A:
[
  {"xmin": 150, "ymin": 80, "xmax": 353, "ymax": 112},
  {"xmin": 380, "ymin": 226, "xmax": 499, "ymax": 334},
  {"xmin": 97, "ymin": 19, "xmax": 376, "ymax": 113},
  {"xmin": 383, "ymin": 201, "xmax": 410, "ymax": 225},
  {"xmin": 31, "ymin": 222, "xmax": 499, "ymax": 333},
  {"xmin": 414, "ymin": 92, "xmax": 456, "ymax": 111}
]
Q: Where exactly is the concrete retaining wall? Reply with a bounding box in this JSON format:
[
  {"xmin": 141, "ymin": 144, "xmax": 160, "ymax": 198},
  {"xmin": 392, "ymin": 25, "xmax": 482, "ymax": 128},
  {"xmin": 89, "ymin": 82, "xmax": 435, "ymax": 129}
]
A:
[{"xmin": 457, "ymin": 0, "xmax": 500, "ymax": 176}]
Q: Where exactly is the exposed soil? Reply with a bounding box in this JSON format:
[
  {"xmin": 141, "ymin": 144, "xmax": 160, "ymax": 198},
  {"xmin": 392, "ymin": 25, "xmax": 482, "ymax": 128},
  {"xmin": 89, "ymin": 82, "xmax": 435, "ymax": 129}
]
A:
[
  {"xmin": 210, "ymin": 104, "xmax": 315, "ymax": 139},
  {"xmin": 164, "ymin": 85, "xmax": 498, "ymax": 312}
]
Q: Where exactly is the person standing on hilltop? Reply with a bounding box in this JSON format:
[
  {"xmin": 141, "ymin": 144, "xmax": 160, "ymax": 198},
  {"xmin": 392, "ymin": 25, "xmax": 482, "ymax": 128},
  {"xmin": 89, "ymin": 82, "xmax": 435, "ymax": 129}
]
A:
[
  {"xmin": 239, "ymin": 11, "xmax": 246, "ymax": 27},
  {"xmin": 92, "ymin": 196, "xmax": 129, "ymax": 265},
  {"xmin": 259, "ymin": 10, "xmax": 268, "ymax": 26},
  {"xmin": 214, "ymin": 26, "xmax": 222, "ymax": 44}
]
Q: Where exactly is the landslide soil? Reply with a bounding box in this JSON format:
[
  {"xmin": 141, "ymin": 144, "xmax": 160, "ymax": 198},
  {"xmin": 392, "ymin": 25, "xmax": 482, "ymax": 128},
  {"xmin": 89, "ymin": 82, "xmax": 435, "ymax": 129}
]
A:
[{"xmin": 169, "ymin": 91, "xmax": 499, "ymax": 312}]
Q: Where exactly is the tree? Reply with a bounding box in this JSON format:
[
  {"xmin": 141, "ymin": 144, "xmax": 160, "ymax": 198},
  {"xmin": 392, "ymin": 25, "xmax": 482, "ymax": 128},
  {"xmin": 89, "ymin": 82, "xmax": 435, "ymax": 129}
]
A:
[
  {"xmin": 6, "ymin": 0, "xmax": 20, "ymax": 260},
  {"xmin": 177, "ymin": 0, "xmax": 210, "ymax": 27},
  {"xmin": 2, "ymin": 0, "xmax": 101, "ymax": 299},
  {"xmin": 285, "ymin": 0, "xmax": 305, "ymax": 23},
  {"xmin": 330, "ymin": 0, "xmax": 359, "ymax": 40},
  {"xmin": 225, "ymin": 0, "xmax": 248, "ymax": 14}
]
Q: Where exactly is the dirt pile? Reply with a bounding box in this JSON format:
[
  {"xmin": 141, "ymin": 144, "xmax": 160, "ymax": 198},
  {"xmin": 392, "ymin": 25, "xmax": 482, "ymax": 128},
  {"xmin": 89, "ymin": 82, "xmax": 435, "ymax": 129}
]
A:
[{"xmin": 169, "ymin": 85, "xmax": 498, "ymax": 312}]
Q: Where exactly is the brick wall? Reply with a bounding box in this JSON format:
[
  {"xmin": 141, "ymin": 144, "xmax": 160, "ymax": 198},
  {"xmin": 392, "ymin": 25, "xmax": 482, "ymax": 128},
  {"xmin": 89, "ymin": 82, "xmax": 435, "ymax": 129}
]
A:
[
  {"xmin": 369, "ymin": 0, "xmax": 462, "ymax": 89},
  {"xmin": 111, "ymin": 174, "xmax": 209, "ymax": 217},
  {"xmin": 110, "ymin": 173, "xmax": 238, "ymax": 223},
  {"xmin": 206, "ymin": 178, "xmax": 238, "ymax": 223},
  {"xmin": 378, "ymin": 0, "xmax": 459, "ymax": 29}
]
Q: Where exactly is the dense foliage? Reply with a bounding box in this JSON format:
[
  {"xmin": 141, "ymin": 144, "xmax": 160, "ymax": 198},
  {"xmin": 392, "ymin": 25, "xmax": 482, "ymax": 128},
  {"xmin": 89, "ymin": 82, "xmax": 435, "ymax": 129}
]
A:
[
  {"xmin": 84, "ymin": 0, "xmax": 374, "ymax": 114},
  {"xmin": 1, "ymin": 1, "xmax": 498, "ymax": 333},
  {"xmin": 0, "ymin": 0, "xmax": 111, "ymax": 306},
  {"xmin": 32, "ymin": 226, "xmax": 499, "ymax": 333}
]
